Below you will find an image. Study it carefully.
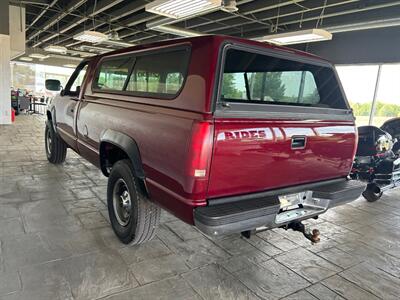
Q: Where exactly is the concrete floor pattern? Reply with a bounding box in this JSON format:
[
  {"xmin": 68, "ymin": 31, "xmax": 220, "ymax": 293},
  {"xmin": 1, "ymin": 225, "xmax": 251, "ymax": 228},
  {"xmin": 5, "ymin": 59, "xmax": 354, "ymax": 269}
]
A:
[{"xmin": 1, "ymin": 115, "xmax": 400, "ymax": 300}]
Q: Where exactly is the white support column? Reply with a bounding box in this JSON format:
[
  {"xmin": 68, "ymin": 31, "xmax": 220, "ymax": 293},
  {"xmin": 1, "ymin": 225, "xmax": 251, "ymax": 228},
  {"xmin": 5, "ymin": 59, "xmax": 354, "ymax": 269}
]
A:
[
  {"xmin": 368, "ymin": 64, "xmax": 382, "ymax": 126},
  {"xmin": 0, "ymin": 34, "xmax": 11, "ymax": 124}
]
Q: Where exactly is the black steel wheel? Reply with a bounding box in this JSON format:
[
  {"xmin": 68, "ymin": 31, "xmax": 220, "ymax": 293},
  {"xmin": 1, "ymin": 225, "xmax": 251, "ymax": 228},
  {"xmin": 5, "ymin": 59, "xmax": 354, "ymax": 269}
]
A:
[
  {"xmin": 107, "ymin": 159, "xmax": 160, "ymax": 245},
  {"xmin": 45, "ymin": 121, "xmax": 67, "ymax": 164}
]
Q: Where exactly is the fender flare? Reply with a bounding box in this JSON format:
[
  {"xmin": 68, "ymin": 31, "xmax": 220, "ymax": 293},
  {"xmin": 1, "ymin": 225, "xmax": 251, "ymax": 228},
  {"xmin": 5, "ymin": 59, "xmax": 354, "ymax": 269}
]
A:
[
  {"xmin": 99, "ymin": 129, "xmax": 145, "ymax": 179},
  {"xmin": 46, "ymin": 107, "xmax": 57, "ymax": 133}
]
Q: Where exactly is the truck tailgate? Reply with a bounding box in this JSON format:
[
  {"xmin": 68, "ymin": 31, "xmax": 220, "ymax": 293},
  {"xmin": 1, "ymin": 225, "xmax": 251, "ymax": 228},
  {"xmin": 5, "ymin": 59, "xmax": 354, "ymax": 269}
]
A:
[{"xmin": 207, "ymin": 119, "xmax": 356, "ymax": 198}]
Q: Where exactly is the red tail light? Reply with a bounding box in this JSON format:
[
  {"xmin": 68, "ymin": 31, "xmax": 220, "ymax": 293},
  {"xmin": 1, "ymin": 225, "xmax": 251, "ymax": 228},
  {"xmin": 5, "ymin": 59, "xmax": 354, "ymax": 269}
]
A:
[{"xmin": 185, "ymin": 121, "xmax": 214, "ymax": 200}]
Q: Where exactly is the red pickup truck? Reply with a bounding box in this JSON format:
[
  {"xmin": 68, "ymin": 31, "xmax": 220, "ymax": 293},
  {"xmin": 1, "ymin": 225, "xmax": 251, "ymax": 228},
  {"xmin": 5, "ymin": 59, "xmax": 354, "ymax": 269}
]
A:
[{"xmin": 45, "ymin": 35, "xmax": 364, "ymax": 245}]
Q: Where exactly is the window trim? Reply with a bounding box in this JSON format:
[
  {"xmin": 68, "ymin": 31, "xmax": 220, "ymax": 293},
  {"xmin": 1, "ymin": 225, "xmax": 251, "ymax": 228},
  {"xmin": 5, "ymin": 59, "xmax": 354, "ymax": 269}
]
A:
[
  {"xmin": 64, "ymin": 60, "xmax": 90, "ymax": 97},
  {"xmin": 91, "ymin": 44, "xmax": 192, "ymax": 100}
]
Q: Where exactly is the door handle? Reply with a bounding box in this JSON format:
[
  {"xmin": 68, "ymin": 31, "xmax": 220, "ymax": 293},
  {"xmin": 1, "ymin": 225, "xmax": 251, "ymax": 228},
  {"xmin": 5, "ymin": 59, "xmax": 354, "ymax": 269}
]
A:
[
  {"xmin": 291, "ymin": 136, "xmax": 306, "ymax": 149},
  {"xmin": 83, "ymin": 125, "xmax": 89, "ymax": 137}
]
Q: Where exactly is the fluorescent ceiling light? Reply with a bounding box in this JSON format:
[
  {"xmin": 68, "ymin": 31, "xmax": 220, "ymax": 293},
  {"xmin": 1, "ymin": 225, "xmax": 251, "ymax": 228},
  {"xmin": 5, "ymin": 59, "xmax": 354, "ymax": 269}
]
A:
[
  {"xmin": 44, "ymin": 45, "xmax": 68, "ymax": 54},
  {"xmin": 151, "ymin": 25, "xmax": 203, "ymax": 37},
  {"xmin": 258, "ymin": 29, "xmax": 332, "ymax": 45},
  {"xmin": 67, "ymin": 49, "xmax": 95, "ymax": 58},
  {"xmin": 63, "ymin": 64, "xmax": 77, "ymax": 68},
  {"xmin": 19, "ymin": 57, "xmax": 33, "ymax": 62},
  {"xmin": 79, "ymin": 45, "xmax": 111, "ymax": 53},
  {"xmin": 29, "ymin": 53, "xmax": 49, "ymax": 59},
  {"xmin": 78, "ymin": 52, "xmax": 96, "ymax": 58},
  {"xmin": 73, "ymin": 31, "xmax": 108, "ymax": 43},
  {"xmin": 101, "ymin": 40, "xmax": 135, "ymax": 48},
  {"xmin": 146, "ymin": 0, "xmax": 222, "ymax": 19},
  {"xmin": 49, "ymin": 54, "xmax": 84, "ymax": 61}
]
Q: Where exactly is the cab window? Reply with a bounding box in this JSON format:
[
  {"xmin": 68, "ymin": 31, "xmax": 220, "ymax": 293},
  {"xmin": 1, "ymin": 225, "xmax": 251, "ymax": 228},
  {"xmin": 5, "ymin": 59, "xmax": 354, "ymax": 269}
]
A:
[{"xmin": 64, "ymin": 62, "xmax": 89, "ymax": 97}]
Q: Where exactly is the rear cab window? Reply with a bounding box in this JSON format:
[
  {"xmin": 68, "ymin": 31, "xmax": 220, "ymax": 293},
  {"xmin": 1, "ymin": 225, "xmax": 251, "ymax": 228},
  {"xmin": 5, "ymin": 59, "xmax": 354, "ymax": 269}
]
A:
[
  {"xmin": 218, "ymin": 46, "xmax": 349, "ymax": 116},
  {"xmin": 92, "ymin": 46, "xmax": 190, "ymax": 99}
]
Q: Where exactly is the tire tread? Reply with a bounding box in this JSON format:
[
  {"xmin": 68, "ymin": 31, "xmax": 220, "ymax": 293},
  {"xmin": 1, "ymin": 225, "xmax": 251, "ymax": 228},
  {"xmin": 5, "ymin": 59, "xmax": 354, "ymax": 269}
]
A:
[
  {"xmin": 46, "ymin": 122, "xmax": 67, "ymax": 164},
  {"xmin": 108, "ymin": 159, "xmax": 160, "ymax": 245}
]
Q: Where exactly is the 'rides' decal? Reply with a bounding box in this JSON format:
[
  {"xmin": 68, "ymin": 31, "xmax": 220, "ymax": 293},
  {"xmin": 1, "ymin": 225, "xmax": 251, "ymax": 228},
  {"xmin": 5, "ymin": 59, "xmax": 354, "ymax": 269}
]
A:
[{"xmin": 217, "ymin": 128, "xmax": 274, "ymax": 141}]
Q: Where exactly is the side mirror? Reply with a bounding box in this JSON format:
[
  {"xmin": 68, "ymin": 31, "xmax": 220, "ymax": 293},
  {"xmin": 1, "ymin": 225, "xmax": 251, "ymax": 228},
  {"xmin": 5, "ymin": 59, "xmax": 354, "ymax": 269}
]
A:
[{"xmin": 45, "ymin": 79, "xmax": 61, "ymax": 91}]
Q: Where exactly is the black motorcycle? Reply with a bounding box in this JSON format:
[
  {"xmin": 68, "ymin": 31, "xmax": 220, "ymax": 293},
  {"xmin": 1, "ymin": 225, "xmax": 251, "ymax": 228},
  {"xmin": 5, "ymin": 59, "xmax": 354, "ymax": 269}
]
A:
[{"xmin": 350, "ymin": 118, "xmax": 400, "ymax": 202}]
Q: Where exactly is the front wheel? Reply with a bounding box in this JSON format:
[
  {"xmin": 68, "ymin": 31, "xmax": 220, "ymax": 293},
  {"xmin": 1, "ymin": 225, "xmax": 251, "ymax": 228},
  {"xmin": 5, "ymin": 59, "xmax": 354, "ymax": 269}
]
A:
[
  {"xmin": 45, "ymin": 122, "xmax": 67, "ymax": 164},
  {"xmin": 107, "ymin": 159, "xmax": 160, "ymax": 245},
  {"xmin": 362, "ymin": 184, "xmax": 383, "ymax": 202}
]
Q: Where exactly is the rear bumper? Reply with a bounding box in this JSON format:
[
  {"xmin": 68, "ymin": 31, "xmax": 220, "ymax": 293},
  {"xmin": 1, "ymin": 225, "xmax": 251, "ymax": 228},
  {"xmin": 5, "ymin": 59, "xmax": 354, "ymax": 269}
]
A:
[{"xmin": 194, "ymin": 179, "xmax": 365, "ymax": 236}]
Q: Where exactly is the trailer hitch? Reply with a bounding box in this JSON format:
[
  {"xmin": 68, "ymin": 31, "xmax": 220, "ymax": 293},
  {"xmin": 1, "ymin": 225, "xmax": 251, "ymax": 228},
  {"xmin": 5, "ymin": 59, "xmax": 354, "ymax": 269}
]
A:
[
  {"xmin": 286, "ymin": 222, "xmax": 320, "ymax": 244},
  {"xmin": 240, "ymin": 222, "xmax": 320, "ymax": 244}
]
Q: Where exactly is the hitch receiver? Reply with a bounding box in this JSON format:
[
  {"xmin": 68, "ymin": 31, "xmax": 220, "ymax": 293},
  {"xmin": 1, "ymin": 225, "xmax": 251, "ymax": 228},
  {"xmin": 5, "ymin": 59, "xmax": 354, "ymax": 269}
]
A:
[{"xmin": 286, "ymin": 222, "xmax": 320, "ymax": 244}]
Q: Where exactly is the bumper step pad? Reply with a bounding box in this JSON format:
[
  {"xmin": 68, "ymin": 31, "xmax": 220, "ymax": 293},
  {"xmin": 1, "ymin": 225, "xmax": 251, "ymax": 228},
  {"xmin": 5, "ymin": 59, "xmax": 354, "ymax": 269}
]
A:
[
  {"xmin": 311, "ymin": 180, "xmax": 366, "ymax": 207},
  {"xmin": 195, "ymin": 179, "xmax": 365, "ymax": 236}
]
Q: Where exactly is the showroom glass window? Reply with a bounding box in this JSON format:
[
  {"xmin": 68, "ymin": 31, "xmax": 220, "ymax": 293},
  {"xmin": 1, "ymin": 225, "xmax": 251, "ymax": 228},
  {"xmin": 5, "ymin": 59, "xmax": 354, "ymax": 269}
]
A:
[
  {"xmin": 336, "ymin": 65, "xmax": 379, "ymax": 126},
  {"xmin": 371, "ymin": 64, "xmax": 400, "ymax": 127}
]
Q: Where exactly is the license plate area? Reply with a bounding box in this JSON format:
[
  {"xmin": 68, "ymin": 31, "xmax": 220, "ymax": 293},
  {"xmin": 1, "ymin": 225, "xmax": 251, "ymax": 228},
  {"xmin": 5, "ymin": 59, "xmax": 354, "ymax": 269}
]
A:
[
  {"xmin": 275, "ymin": 191, "xmax": 326, "ymax": 224},
  {"xmin": 278, "ymin": 192, "xmax": 307, "ymax": 210}
]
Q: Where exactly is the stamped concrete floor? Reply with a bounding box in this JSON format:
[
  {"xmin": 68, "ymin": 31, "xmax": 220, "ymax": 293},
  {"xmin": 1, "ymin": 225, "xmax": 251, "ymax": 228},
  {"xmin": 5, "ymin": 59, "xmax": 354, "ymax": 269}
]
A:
[{"xmin": 1, "ymin": 115, "xmax": 400, "ymax": 300}]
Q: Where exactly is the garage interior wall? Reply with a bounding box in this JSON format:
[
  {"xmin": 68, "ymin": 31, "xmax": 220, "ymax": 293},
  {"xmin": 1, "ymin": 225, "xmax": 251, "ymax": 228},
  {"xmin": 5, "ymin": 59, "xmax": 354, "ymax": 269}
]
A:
[
  {"xmin": 297, "ymin": 27, "xmax": 400, "ymax": 65},
  {"xmin": 0, "ymin": 0, "xmax": 11, "ymax": 124}
]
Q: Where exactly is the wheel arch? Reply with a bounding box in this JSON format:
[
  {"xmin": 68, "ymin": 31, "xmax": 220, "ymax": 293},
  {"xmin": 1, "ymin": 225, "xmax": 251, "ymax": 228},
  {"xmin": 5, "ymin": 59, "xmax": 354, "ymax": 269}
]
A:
[
  {"xmin": 46, "ymin": 107, "xmax": 57, "ymax": 132},
  {"xmin": 99, "ymin": 129, "xmax": 145, "ymax": 180}
]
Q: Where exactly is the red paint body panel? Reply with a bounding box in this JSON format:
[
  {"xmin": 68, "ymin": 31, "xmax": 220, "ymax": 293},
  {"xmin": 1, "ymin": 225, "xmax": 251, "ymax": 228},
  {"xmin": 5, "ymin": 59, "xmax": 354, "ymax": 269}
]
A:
[
  {"xmin": 49, "ymin": 35, "xmax": 357, "ymax": 225},
  {"xmin": 208, "ymin": 120, "xmax": 357, "ymax": 199}
]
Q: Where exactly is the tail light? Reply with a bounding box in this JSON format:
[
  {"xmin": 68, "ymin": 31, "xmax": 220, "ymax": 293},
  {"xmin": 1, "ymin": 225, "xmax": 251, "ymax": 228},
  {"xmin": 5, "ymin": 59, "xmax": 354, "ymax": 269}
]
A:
[{"xmin": 185, "ymin": 121, "xmax": 214, "ymax": 200}]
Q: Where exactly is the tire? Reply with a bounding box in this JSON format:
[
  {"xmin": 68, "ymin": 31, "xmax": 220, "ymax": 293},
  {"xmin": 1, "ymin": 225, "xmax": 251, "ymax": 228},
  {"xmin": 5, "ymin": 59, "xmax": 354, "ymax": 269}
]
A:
[
  {"xmin": 107, "ymin": 159, "xmax": 160, "ymax": 245},
  {"xmin": 45, "ymin": 122, "xmax": 67, "ymax": 164},
  {"xmin": 362, "ymin": 184, "xmax": 383, "ymax": 202}
]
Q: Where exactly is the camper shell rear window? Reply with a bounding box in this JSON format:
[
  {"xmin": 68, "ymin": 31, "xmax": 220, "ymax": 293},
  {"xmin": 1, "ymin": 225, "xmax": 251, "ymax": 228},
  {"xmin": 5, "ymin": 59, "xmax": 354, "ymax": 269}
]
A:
[{"xmin": 220, "ymin": 48, "xmax": 347, "ymax": 109}]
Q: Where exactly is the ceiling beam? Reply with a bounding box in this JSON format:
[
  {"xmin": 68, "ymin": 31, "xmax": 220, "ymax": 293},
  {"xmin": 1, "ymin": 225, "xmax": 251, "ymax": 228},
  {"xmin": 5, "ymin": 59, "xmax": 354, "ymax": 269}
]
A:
[
  {"xmin": 31, "ymin": 0, "xmax": 126, "ymax": 48},
  {"xmin": 218, "ymin": 0, "xmax": 400, "ymax": 37},
  {"xmin": 10, "ymin": 0, "xmax": 49, "ymax": 5},
  {"xmin": 182, "ymin": 0, "xmax": 358, "ymax": 33},
  {"xmin": 26, "ymin": 0, "xmax": 59, "ymax": 31},
  {"xmin": 116, "ymin": 0, "xmax": 287, "ymax": 44},
  {"xmin": 27, "ymin": 0, "xmax": 87, "ymax": 43},
  {"xmin": 45, "ymin": 1, "xmax": 148, "ymax": 48},
  {"xmin": 158, "ymin": 0, "xmax": 305, "ymax": 29}
]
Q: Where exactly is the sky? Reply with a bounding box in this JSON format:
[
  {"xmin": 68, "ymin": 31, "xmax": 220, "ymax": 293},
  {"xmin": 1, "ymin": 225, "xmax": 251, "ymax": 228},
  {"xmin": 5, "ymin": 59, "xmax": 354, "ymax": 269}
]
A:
[{"xmin": 336, "ymin": 64, "xmax": 400, "ymax": 104}]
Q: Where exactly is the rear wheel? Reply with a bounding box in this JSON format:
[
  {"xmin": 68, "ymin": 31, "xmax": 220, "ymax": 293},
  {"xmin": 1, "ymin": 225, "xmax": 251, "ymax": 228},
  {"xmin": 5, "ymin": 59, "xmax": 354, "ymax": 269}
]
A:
[
  {"xmin": 107, "ymin": 159, "xmax": 160, "ymax": 245},
  {"xmin": 362, "ymin": 183, "xmax": 383, "ymax": 202},
  {"xmin": 45, "ymin": 122, "xmax": 67, "ymax": 164}
]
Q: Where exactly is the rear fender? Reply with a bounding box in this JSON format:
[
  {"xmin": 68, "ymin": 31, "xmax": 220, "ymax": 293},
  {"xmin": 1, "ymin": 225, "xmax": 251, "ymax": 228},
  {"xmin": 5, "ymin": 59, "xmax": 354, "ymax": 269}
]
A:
[{"xmin": 99, "ymin": 129, "xmax": 145, "ymax": 179}]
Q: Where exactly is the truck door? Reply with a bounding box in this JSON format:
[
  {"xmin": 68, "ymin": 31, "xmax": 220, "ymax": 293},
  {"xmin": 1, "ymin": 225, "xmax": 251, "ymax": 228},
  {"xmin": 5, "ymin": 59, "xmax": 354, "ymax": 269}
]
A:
[{"xmin": 54, "ymin": 61, "xmax": 89, "ymax": 149}]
